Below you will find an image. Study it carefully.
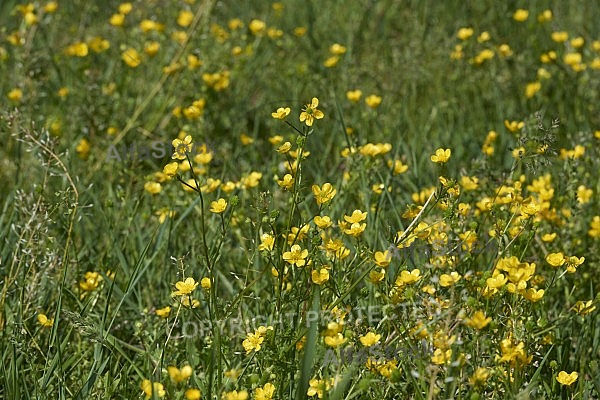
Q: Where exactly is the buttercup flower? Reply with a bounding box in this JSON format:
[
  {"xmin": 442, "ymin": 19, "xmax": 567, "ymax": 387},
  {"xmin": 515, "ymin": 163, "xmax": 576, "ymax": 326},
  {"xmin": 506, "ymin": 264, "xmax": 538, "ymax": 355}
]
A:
[
  {"xmin": 172, "ymin": 135, "xmax": 193, "ymax": 160},
  {"xmin": 283, "ymin": 244, "xmax": 309, "ymax": 267},
  {"xmin": 173, "ymin": 277, "xmax": 199, "ymax": 296},
  {"xmin": 271, "ymin": 107, "xmax": 291, "ymax": 120},
  {"xmin": 365, "ymin": 94, "xmax": 382, "ymax": 109},
  {"xmin": 311, "ymin": 268, "xmax": 329, "ymax": 285},
  {"xmin": 346, "ymin": 89, "xmax": 362, "ymax": 103},
  {"xmin": 210, "ymin": 198, "xmax": 228, "ymax": 213},
  {"xmin": 141, "ymin": 380, "xmax": 165, "ymax": 399},
  {"xmin": 255, "ymin": 383, "xmax": 275, "ymax": 400},
  {"xmin": 38, "ymin": 313, "xmax": 54, "ymax": 328},
  {"xmin": 312, "ymin": 183, "xmax": 336, "ymax": 205},
  {"xmin": 512, "ymin": 9, "xmax": 529, "ymax": 21},
  {"xmin": 359, "ymin": 332, "xmax": 381, "ymax": 347},
  {"xmin": 299, "ymin": 97, "xmax": 324, "ymax": 127},
  {"xmin": 556, "ymin": 371, "xmax": 578, "ymax": 386},
  {"xmin": 155, "ymin": 306, "xmax": 171, "ymax": 318},
  {"xmin": 185, "ymin": 388, "xmax": 202, "ymax": 400},
  {"xmin": 431, "ymin": 148, "xmax": 451, "ymax": 163}
]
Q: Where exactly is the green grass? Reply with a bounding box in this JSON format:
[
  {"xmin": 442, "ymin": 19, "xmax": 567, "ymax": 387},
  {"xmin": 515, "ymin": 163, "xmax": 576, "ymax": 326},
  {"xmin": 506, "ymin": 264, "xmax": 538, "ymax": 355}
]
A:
[{"xmin": 1, "ymin": 0, "xmax": 600, "ymax": 399}]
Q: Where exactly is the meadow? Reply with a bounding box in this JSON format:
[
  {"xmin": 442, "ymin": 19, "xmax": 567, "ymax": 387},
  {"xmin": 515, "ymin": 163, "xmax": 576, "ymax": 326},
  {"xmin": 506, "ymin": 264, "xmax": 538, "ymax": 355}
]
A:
[{"xmin": 1, "ymin": 0, "xmax": 600, "ymax": 399}]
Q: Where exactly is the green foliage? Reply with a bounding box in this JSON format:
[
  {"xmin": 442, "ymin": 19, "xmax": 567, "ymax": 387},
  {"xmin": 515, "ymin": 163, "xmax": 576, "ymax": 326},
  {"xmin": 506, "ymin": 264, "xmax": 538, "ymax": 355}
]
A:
[{"xmin": 1, "ymin": 1, "xmax": 600, "ymax": 399}]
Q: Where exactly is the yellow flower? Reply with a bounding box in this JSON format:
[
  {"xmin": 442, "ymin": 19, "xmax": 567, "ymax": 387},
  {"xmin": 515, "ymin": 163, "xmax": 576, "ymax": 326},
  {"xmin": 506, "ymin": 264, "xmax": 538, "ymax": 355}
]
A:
[
  {"xmin": 172, "ymin": 135, "xmax": 193, "ymax": 160},
  {"xmin": 43, "ymin": 2, "xmax": 59, "ymax": 13},
  {"xmin": 324, "ymin": 333, "xmax": 346, "ymax": 348},
  {"xmin": 312, "ymin": 183, "xmax": 336, "ymax": 205},
  {"xmin": 307, "ymin": 378, "xmax": 335, "ymax": 398},
  {"xmin": 486, "ymin": 273, "xmax": 507, "ymax": 289},
  {"xmin": 323, "ymin": 56, "xmax": 339, "ymax": 67},
  {"xmin": 185, "ymin": 388, "xmax": 202, "ymax": 400},
  {"xmin": 369, "ymin": 269, "xmax": 385, "ymax": 283},
  {"xmin": 551, "ymin": 31, "xmax": 569, "ymax": 43},
  {"xmin": 430, "ymin": 148, "xmax": 451, "ymax": 163},
  {"xmin": 523, "ymin": 288, "xmax": 545, "ymax": 302},
  {"xmin": 155, "ymin": 306, "xmax": 171, "ymax": 318},
  {"xmin": 110, "ymin": 13, "xmax": 125, "ymax": 26},
  {"xmin": 311, "ymin": 268, "xmax": 329, "ymax": 285},
  {"xmin": 276, "ymin": 141, "xmax": 292, "ymax": 154},
  {"xmin": 242, "ymin": 332, "xmax": 264, "ymax": 354},
  {"xmin": 576, "ymin": 185, "xmax": 593, "ymax": 204},
  {"xmin": 572, "ymin": 300, "xmax": 596, "ymax": 316},
  {"xmin": 556, "ymin": 371, "xmax": 578, "ymax": 386},
  {"xmin": 210, "ymin": 198, "xmax": 227, "ymax": 213},
  {"xmin": 7, "ymin": 88, "xmax": 23, "ymax": 103},
  {"xmin": 525, "ymin": 81, "xmax": 541, "ymax": 98},
  {"xmin": 299, "ymin": 97, "xmax": 324, "ymax": 126},
  {"xmin": 565, "ymin": 256, "xmax": 584, "ymax": 273},
  {"xmin": 277, "ymin": 174, "xmax": 294, "ymax": 190},
  {"xmin": 118, "ymin": 3, "xmax": 132, "ymax": 14},
  {"xmin": 141, "ymin": 380, "xmax": 165, "ymax": 399},
  {"xmin": 242, "ymin": 172, "xmax": 262, "ymax": 189},
  {"xmin": 456, "ymin": 27, "xmax": 474, "ymax": 40},
  {"xmin": 180, "ymin": 297, "xmax": 200, "ymax": 308},
  {"xmin": 439, "ymin": 271, "xmax": 461, "ymax": 287},
  {"xmin": 344, "ymin": 210, "xmax": 367, "ymax": 224},
  {"xmin": 79, "ymin": 271, "xmax": 103, "ymax": 291},
  {"xmin": 314, "ymin": 215, "xmax": 332, "ymax": 229},
  {"xmin": 564, "ymin": 52, "xmax": 582, "ymax": 66},
  {"xmin": 365, "ymin": 94, "xmax": 382, "ymax": 108},
  {"xmin": 346, "ymin": 89, "xmax": 362, "ymax": 103},
  {"xmin": 38, "ymin": 313, "xmax": 54, "ymax": 328},
  {"xmin": 329, "ymin": 43, "xmax": 347, "ymax": 55},
  {"xmin": 374, "ymin": 250, "xmax": 391, "ymax": 267},
  {"xmin": 88, "ymin": 37, "xmax": 110, "ymax": 53},
  {"xmin": 541, "ymin": 233, "xmax": 556, "ymax": 242},
  {"xmin": 64, "ymin": 42, "xmax": 89, "ymax": 57},
  {"xmin": 512, "ymin": 9, "xmax": 529, "ymax": 22},
  {"xmin": 173, "ymin": 277, "xmax": 199, "ymax": 296},
  {"xmin": 198, "ymin": 277, "xmax": 210, "ymax": 290},
  {"xmin": 168, "ymin": 365, "xmax": 193, "ymax": 384},
  {"xmin": 359, "ymin": 332, "xmax": 381, "ymax": 347},
  {"xmin": 431, "ymin": 348, "xmax": 452, "ymax": 365},
  {"xmin": 571, "ymin": 37, "xmax": 585, "ymax": 48},
  {"xmin": 258, "ymin": 233, "xmax": 275, "ymax": 251},
  {"xmin": 537, "ymin": 9, "xmax": 552, "ymax": 22},
  {"xmin": 223, "ymin": 390, "xmax": 248, "ymax": 400},
  {"xmin": 343, "ymin": 222, "xmax": 366, "ymax": 237},
  {"xmin": 177, "ymin": 10, "xmax": 194, "ymax": 27},
  {"xmin": 396, "ymin": 269, "xmax": 421, "ymax": 286},
  {"xmin": 294, "ymin": 26, "xmax": 307, "ymax": 37},
  {"xmin": 228, "ymin": 18, "xmax": 244, "ymax": 30},
  {"xmin": 144, "ymin": 182, "xmax": 161, "ymax": 195},
  {"xmin": 249, "ymin": 19, "xmax": 266, "ymax": 35},
  {"xmin": 469, "ymin": 367, "xmax": 490, "ymax": 386},
  {"xmin": 163, "ymin": 162, "xmax": 179, "ymax": 177},
  {"xmin": 254, "ymin": 383, "xmax": 275, "ymax": 400},
  {"xmin": 464, "ymin": 311, "xmax": 491, "ymax": 330},
  {"xmin": 140, "ymin": 19, "xmax": 164, "ymax": 33},
  {"xmin": 460, "ymin": 176, "xmax": 479, "ymax": 190},
  {"xmin": 546, "ymin": 252, "xmax": 565, "ymax": 267},
  {"xmin": 187, "ymin": 54, "xmax": 203, "ymax": 70},
  {"xmin": 512, "ymin": 146, "xmax": 525, "ymax": 158},
  {"xmin": 122, "ymin": 48, "xmax": 141, "ymax": 67},
  {"xmin": 504, "ymin": 119, "xmax": 524, "ymax": 132},
  {"xmin": 144, "ymin": 41, "xmax": 160, "ymax": 56},
  {"xmin": 283, "ymin": 244, "xmax": 309, "ymax": 267},
  {"xmin": 477, "ymin": 31, "xmax": 490, "ymax": 42},
  {"xmin": 498, "ymin": 336, "xmax": 531, "ymax": 366},
  {"xmin": 388, "ymin": 159, "xmax": 408, "ymax": 175},
  {"xmin": 271, "ymin": 107, "xmax": 291, "ymax": 120}
]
